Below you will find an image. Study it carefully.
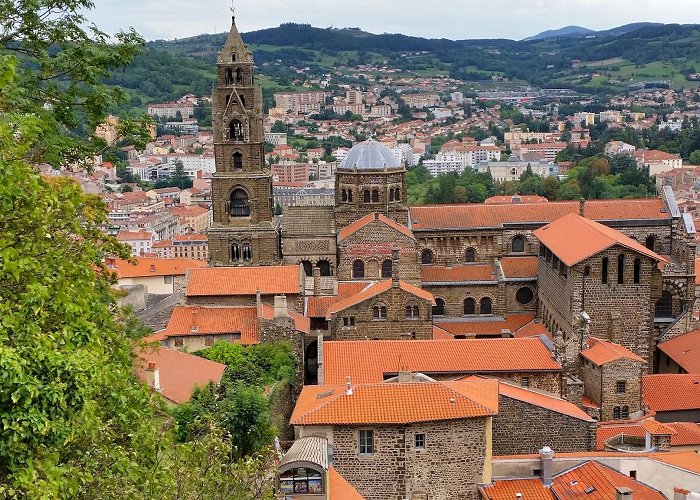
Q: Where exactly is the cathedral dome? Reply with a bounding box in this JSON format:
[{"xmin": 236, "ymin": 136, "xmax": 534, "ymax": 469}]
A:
[{"xmin": 339, "ymin": 139, "xmax": 401, "ymax": 170}]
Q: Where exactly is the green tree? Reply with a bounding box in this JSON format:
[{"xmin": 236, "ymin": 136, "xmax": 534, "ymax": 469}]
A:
[{"xmin": 690, "ymin": 150, "xmax": 700, "ymax": 165}]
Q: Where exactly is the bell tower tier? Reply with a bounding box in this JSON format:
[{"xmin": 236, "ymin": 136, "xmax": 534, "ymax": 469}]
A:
[{"xmin": 208, "ymin": 14, "xmax": 280, "ymax": 266}]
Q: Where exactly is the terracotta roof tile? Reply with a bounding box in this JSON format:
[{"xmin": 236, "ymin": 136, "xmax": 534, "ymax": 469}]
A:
[
  {"xmin": 435, "ymin": 314, "xmax": 536, "ymax": 337},
  {"xmin": 552, "ymin": 461, "xmax": 664, "ymax": 500},
  {"xmin": 290, "ymin": 379, "xmax": 498, "ymax": 425},
  {"xmin": 136, "ymin": 347, "xmax": 225, "ymax": 404},
  {"xmin": 409, "ymin": 199, "xmax": 669, "ymax": 231},
  {"xmin": 328, "ymin": 466, "xmax": 365, "ymax": 500},
  {"xmin": 485, "ymin": 195, "xmax": 549, "ymax": 204},
  {"xmin": 497, "ymin": 380, "xmax": 594, "ymax": 422},
  {"xmin": 657, "ymin": 329, "xmax": 700, "ymax": 373},
  {"xmin": 306, "ymin": 282, "xmax": 371, "ymax": 317},
  {"xmin": 163, "ymin": 306, "xmax": 259, "ymax": 344},
  {"xmin": 326, "ymin": 279, "xmax": 434, "ymax": 317},
  {"xmin": 338, "ymin": 212, "xmax": 414, "ymax": 241},
  {"xmin": 580, "ymin": 338, "xmax": 646, "ymax": 365},
  {"xmin": 421, "ymin": 264, "xmax": 496, "ymax": 283},
  {"xmin": 323, "ymin": 338, "xmax": 561, "ymax": 385},
  {"xmin": 501, "ymin": 256, "xmax": 538, "ymax": 279},
  {"xmin": 643, "ymin": 374, "xmax": 700, "ymax": 411},
  {"xmin": 479, "ymin": 479, "xmax": 553, "ymax": 500},
  {"xmin": 533, "ymin": 213, "xmax": 665, "ymax": 266},
  {"xmin": 651, "ymin": 450, "xmax": 700, "ymax": 474},
  {"xmin": 186, "ymin": 265, "xmax": 301, "ymax": 296},
  {"xmin": 111, "ymin": 257, "xmax": 205, "ymax": 278}
]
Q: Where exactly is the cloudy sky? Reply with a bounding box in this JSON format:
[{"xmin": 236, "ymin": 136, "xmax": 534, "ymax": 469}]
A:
[{"xmin": 90, "ymin": 0, "xmax": 700, "ymax": 41}]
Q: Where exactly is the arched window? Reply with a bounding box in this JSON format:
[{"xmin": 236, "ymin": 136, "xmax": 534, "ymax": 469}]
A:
[
  {"xmin": 229, "ymin": 119, "xmax": 244, "ymax": 141},
  {"xmin": 465, "ymin": 248, "xmax": 476, "ymax": 262},
  {"xmin": 231, "ymin": 53, "xmax": 236, "ymax": 62},
  {"xmin": 655, "ymin": 290, "xmax": 673, "ymax": 317},
  {"xmin": 242, "ymin": 243, "xmax": 251, "ymax": 261},
  {"xmin": 464, "ymin": 298, "xmax": 476, "ymax": 315},
  {"xmin": 405, "ymin": 305, "xmax": 420, "ymax": 319},
  {"xmin": 395, "ymin": 188, "xmax": 401, "ymax": 201},
  {"xmin": 341, "ymin": 189, "xmax": 347, "ymax": 202},
  {"xmin": 389, "ymin": 188, "xmax": 395, "ymax": 201},
  {"xmin": 645, "ymin": 236, "xmax": 656, "ymax": 251},
  {"xmin": 480, "ymin": 297, "xmax": 492, "ymax": 315},
  {"xmin": 432, "ymin": 298, "xmax": 445, "ymax": 316},
  {"xmin": 602, "ymin": 257, "xmax": 609, "ymax": 284},
  {"xmin": 352, "ymin": 260, "xmax": 365, "ymax": 279},
  {"xmin": 231, "ymin": 243, "xmax": 241, "ymax": 261},
  {"xmin": 225, "ymin": 68, "xmax": 233, "ymax": 85},
  {"xmin": 372, "ymin": 305, "xmax": 387, "ymax": 320},
  {"xmin": 363, "ymin": 190, "xmax": 371, "ymax": 203},
  {"xmin": 347, "ymin": 189, "xmax": 353, "ymax": 202},
  {"xmin": 371, "ymin": 189, "xmax": 379, "ymax": 203},
  {"xmin": 317, "ymin": 260, "xmax": 331, "ymax": 276},
  {"xmin": 235, "ymin": 68, "xmax": 243, "ymax": 84},
  {"xmin": 232, "ymin": 151, "xmax": 243, "ymax": 169},
  {"xmin": 511, "ymin": 236, "xmax": 525, "ymax": 253},
  {"xmin": 621, "ymin": 406, "xmax": 630, "ymax": 419},
  {"xmin": 301, "ymin": 260, "xmax": 313, "ymax": 277},
  {"xmin": 381, "ymin": 259, "xmax": 392, "ymax": 278},
  {"xmin": 229, "ymin": 189, "xmax": 250, "ymax": 217},
  {"xmin": 421, "ymin": 249, "xmax": 433, "ymax": 265},
  {"xmin": 633, "ymin": 258, "xmax": 641, "ymax": 284},
  {"xmin": 613, "ymin": 406, "xmax": 621, "ymax": 420},
  {"xmin": 617, "ymin": 254, "xmax": 625, "ymax": 284}
]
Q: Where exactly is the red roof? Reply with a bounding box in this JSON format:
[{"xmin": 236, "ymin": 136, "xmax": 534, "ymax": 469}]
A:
[
  {"xmin": 290, "ymin": 379, "xmax": 498, "ymax": 425},
  {"xmin": 479, "ymin": 479, "xmax": 553, "ymax": 500},
  {"xmin": 163, "ymin": 306, "xmax": 259, "ymax": 344},
  {"xmin": 552, "ymin": 461, "xmax": 664, "ymax": 500},
  {"xmin": 328, "ymin": 466, "xmax": 365, "ymax": 500},
  {"xmin": 643, "ymin": 374, "xmax": 700, "ymax": 412},
  {"xmin": 326, "ymin": 279, "xmax": 434, "ymax": 317},
  {"xmin": 136, "ymin": 347, "xmax": 225, "ymax": 404},
  {"xmin": 657, "ymin": 329, "xmax": 700, "ymax": 373},
  {"xmin": 580, "ymin": 338, "xmax": 646, "ymax": 366},
  {"xmin": 501, "ymin": 256, "xmax": 538, "ymax": 279},
  {"xmin": 323, "ymin": 338, "xmax": 561, "ymax": 385},
  {"xmin": 409, "ymin": 199, "xmax": 669, "ymax": 231},
  {"xmin": 421, "ymin": 264, "xmax": 496, "ymax": 283},
  {"xmin": 337, "ymin": 212, "xmax": 414, "ymax": 241},
  {"xmin": 117, "ymin": 229, "xmax": 156, "ymax": 241},
  {"xmin": 485, "ymin": 195, "xmax": 549, "ymax": 205},
  {"xmin": 111, "ymin": 257, "xmax": 205, "ymax": 278},
  {"xmin": 497, "ymin": 380, "xmax": 594, "ymax": 422},
  {"xmin": 534, "ymin": 213, "xmax": 665, "ymax": 266},
  {"xmin": 435, "ymin": 314, "xmax": 537, "ymax": 337},
  {"xmin": 306, "ymin": 282, "xmax": 370, "ymax": 317},
  {"xmin": 186, "ymin": 266, "xmax": 301, "ymax": 296}
]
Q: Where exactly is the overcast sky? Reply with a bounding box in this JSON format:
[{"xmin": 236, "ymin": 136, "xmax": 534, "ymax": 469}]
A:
[{"xmin": 90, "ymin": 0, "xmax": 700, "ymax": 41}]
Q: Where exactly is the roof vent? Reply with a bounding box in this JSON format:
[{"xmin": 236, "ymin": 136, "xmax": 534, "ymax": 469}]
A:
[
  {"xmin": 585, "ymin": 486, "xmax": 596, "ymax": 494},
  {"xmin": 346, "ymin": 376, "xmax": 353, "ymax": 396},
  {"xmin": 317, "ymin": 390, "xmax": 335, "ymax": 399}
]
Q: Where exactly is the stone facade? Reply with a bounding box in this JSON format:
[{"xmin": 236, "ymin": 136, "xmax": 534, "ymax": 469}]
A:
[
  {"xmin": 326, "ymin": 418, "xmax": 489, "ymax": 500},
  {"xmin": 208, "ymin": 17, "xmax": 280, "ymax": 266},
  {"xmin": 334, "ymin": 170, "xmax": 409, "ymax": 229},
  {"xmin": 329, "ymin": 283, "xmax": 433, "ymax": 341},
  {"xmin": 580, "ymin": 357, "xmax": 645, "ymax": 421},
  {"xmin": 424, "ymin": 282, "xmax": 503, "ymax": 318},
  {"xmin": 492, "ymin": 395, "xmax": 596, "ymax": 455}
]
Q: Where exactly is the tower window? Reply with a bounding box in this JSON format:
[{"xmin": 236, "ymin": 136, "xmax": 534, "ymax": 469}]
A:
[
  {"xmin": 242, "ymin": 243, "xmax": 251, "ymax": 261},
  {"xmin": 645, "ymin": 235, "xmax": 655, "ymax": 251},
  {"xmin": 352, "ymin": 260, "xmax": 365, "ymax": 279},
  {"xmin": 363, "ymin": 190, "xmax": 371, "ymax": 203},
  {"xmin": 235, "ymin": 68, "xmax": 243, "ymax": 84},
  {"xmin": 465, "ymin": 248, "xmax": 476, "ymax": 262},
  {"xmin": 301, "ymin": 260, "xmax": 312, "ymax": 277},
  {"xmin": 231, "ymin": 53, "xmax": 236, "ymax": 62},
  {"xmin": 464, "ymin": 298, "xmax": 476, "ymax": 315},
  {"xmin": 432, "ymin": 298, "xmax": 445, "ymax": 316},
  {"xmin": 633, "ymin": 258, "xmax": 641, "ymax": 284},
  {"xmin": 341, "ymin": 189, "xmax": 348, "ymax": 202},
  {"xmin": 381, "ymin": 259, "xmax": 392, "ymax": 278},
  {"xmin": 602, "ymin": 257, "xmax": 608, "ymax": 284},
  {"xmin": 225, "ymin": 68, "xmax": 233, "ymax": 85},
  {"xmin": 229, "ymin": 188, "xmax": 250, "ymax": 217},
  {"xmin": 232, "ymin": 152, "xmax": 243, "ymax": 169},
  {"xmin": 372, "ymin": 305, "xmax": 387, "ymax": 320},
  {"xmin": 405, "ymin": 305, "xmax": 420, "ymax": 319},
  {"xmin": 480, "ymin": 297, "xmax": 492, "ymax": 315},
  {"xmin": 317, "ymin": 260, "xmax": 331, "ymax": 276},
  {"xmin": 394, "ymin": 188, "xmax": 400, "ymax": 201},
  {"xmin": 511, "ymin": 236, "xmax": 525, "ymax": 253},
  {"xmin": 347, "ymin": 190, "xmax": 353, "ymax": 202},
  {"xmin": 655, "ymin": 290, "xmax": 673, "ymax": 317},
  {"xmin": 421, "ymin": 249, "xmax": 433, "ymax": 265},
  {"xmin": 371, "ymin": 189, "xmax": 379, "ymax": 203},
  {"xmin": 229, "ymin": 119, "xmax": 244, "ymax": 141},
  {"xmin": 231, "ymin": 243, "xmax": 241, "ymax": 261},
  {"xmin": 617, "ymin": 254, "xmax": 625, "ymax": 284},
  {"xmin": 389, "ymin": 188, "xmax": 395, "ymax": 201}
]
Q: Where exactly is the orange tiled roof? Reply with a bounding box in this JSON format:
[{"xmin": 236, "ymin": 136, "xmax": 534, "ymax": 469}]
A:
[
  {"xmin": 186, "ymin": 266, "xmax": 301, "ymax": 296},
  {"xmin": 328, "ymin": 466, "xmax": 365, "ymax": 500},
  {"xmin": 409, "ymin": 198, "xmax": 669, "ymax": 231},
  {"xmin": 643, "ymin": 374, "xmax": 700, "ymax": 411},
  {"xmin": 117, "ymin": 229, "xmax": 155, "ymax": 240},
  {"xmin": 323, "ymin": 338, "xmax": 561, "ymax": 385},
  {"xmin": 290, "ymin": 379, "xmax": 498, "ymax": 425},
  {"xmin": 136, "ymin": 346, "xmax": 225, "ymax": 404},
  {"xmin": 513, "ymin": 319, "xmax": 551, "ymax": 339},
  {"xmin": 326, "ymin": 279, "xmax": 434, "ymax": 317},
  {"xmin": 337, "ymin": 212, "xmax": 414, "ymax": 241},
  {"xmin": 421, "ymin": 264, "xmax": 496, "ymax": 283},
  {"xmin": 435, "ymin": 314, "xmax": 536, "ymax": 337},
  {"xmin": 651, "ymin": 450, "xmax": 700, "ymax": 474},
  {"xmin": 580, "ymin": 338, "xmax": 646, "ymax": 365},
  {"xmin": 497, "ymin": 380, "xmax": 594, "ymax": 422},
  {"xmin": 112, "ymin": 257, "xmax": 205, "ymax": 278},
  {"xmin": 534, "ymin": 213, "xmax": 665, "ymax": 266},
  {"xmin": 552, "ymin": 461, "xmax": 664, "ymax": 500},
  {"xmin": 500, "ymin": 256, "xmax": 538, "ymax": 279},
  {"xmin": 479, "ymin": 479, "xmax": 552, "ymax": 500},
  {"xmin": 163, "ymin": 306, "xmax": 259, "ymax": 344},
  {"xmin": 485, "ymin": 195, "xmax": 549, "ymax": 205},
  {"xmin": 306, "ymin": 282, "xmax": 371, "ymax": 317},
  {"xmin": 657, "ymin": 329, "xmax": 700, "ymax": 373},
  {"xmin": 640, "ymin": 418, "xmax": 677, "ymax": 436}
]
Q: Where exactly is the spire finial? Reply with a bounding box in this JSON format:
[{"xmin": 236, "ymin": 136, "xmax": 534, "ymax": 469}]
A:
[{"xmin": 230, "ymin": 0, "xmax": 235, "ymax": 20}]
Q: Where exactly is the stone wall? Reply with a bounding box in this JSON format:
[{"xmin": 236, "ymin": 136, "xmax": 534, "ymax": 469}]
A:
[
  {"xmin": 334, "ymin": 170, "xmax": 409, "ymax": 229},
  {"xmin": 600, "ymin": 358, "xmax": 644, "ymax": 421},
  {"xmin": 424, "ymin": 282, "xmax": 503, "ymax": 318},
  {"xmin": 208, "ymin": 225, "xmax": 280, "ymax": 267},
  {"xmin": 185, "ymin": 293, "xmax": 303, "ymax": 314},
  {"xmin": 332, "ymin": 418, "xmax": 487, "ymax": 500},
  {"xmin": 492, "ymin": 395, "xmax": 596, "ymax": 454}
]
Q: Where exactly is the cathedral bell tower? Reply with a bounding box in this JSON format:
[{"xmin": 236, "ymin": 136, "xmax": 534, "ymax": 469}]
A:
[{"xmin": 208, "ymin": 13, "xmax": 280, "ymax": 266}]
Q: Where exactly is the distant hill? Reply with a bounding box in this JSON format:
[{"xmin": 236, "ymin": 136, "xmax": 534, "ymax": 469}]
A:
[{"xmin": 523, "ymin": 25, "xmax": 594, "ymax": 41}]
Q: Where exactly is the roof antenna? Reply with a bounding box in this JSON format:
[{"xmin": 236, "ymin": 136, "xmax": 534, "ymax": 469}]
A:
[{"xmin": 230, "ymin": 0, "xmax": 236, "ymax": 20}]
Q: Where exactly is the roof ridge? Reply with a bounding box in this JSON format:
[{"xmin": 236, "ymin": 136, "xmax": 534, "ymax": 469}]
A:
[
  {"xmin": 440, "ymin": 380, "xmax": 497, "ymax": 416},
  {"xmin": 295, "ymin": 387, "xmax": 347, "ymax": 425}
]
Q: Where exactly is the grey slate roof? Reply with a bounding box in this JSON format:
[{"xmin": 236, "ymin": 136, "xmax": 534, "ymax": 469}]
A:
[
  {"xmin": 339, "ymin": 139, "xmax": 401, "ymax": 170},
  {"xmin": 281, "ymin": 206, "xmax": 336, "ymax": 236}
]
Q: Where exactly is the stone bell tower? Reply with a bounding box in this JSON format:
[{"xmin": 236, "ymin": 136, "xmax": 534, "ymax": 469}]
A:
[{"xmin": 208, "ymin": 13, "xmax": 280, "ymax": 266}]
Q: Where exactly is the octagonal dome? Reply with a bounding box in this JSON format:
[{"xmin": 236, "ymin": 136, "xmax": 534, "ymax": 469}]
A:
[{"xmin": 339, "ymin": 139, "xmax": 401, "ymax": 170}]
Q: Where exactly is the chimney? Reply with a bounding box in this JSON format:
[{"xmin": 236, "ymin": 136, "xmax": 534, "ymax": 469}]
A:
[
  {"xmin": 616, "ymin": 487, "xmax": 633, "ymax": 500},
  {"xmin": 316, "ymin": 331, "xmax": 324, "ymax": 385},
  {"xmin": 501, "ymin": 329, "xmax": 512, "ymax": 338},
  {"xmin": 312, "ymin": 265, "xmax": 321, "ymax": 295},
  {"xmin": 398, "ymin": 369, "xmax": 412, "ymax": 383},
  {"xmin": 145, "ymin": 362, "xmax": 161, "ymax": 392},
  {"xmin": 274, "ymin": 295, "xmax": 288, "ymax": 318},
  {"xmin": 346, "ymin": 376, "xmax": 353, "ymax": 396},
  {"xmin": 391, "ymin": 245, "xmax": 400, "ymax": 286},
  {"xmin": 579, "ymin": 197, "xmax": 585, "ymax": 216},
  {"xmin": 256, "ymin": 288, "xmax": 262, "ymax": 317},
  {"xmin": 539, "ymin": 446, "xmax": 554, "ymax": 486},
  {"xmin": 191, "ymin": 309, "xmax": 198, "ymax": 332}
]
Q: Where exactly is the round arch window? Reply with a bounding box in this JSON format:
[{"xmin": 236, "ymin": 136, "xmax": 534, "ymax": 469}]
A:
[{"xmin": 516, "ymin": 286, "xmax": 535, "ymax": 305}]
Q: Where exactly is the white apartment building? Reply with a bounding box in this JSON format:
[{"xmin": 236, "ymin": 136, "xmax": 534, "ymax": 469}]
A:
[
  {"xmin": 423, "ymin": 158, "xmax": 464, "ymax": 176},
  {"xmin": 476, "ymin": 158, "xmax": 556, "ymax": 183}
]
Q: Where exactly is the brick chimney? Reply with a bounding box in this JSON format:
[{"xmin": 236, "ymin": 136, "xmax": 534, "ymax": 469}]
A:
[
  {"xmin": 256, "ymin": 288, "xmax": 262, "ymax": 317},
  {"xmin": 145, "ymin": 362, "xmax": 161, "ymax": 392},
  {"xmin": 579, "ymin": 197, "xmax": 585, "ymax": 216},
  {"xmin": 273, "ymin": 295, "xmax": 288, "ymax": 318},
  {"xmin": 616, "ymin": 487, "xmax": 633, "ymax": 500},
  {"xmin": 673, "ymin": 487, "xmax": 700, "ymax": 500},
  {"xmin": 391, "ymin": 245, "xmax": 400, "ymax": 287},
  {"xmin": 539, "ymin": 446, "xmax": 554, "ymax": 486}
]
